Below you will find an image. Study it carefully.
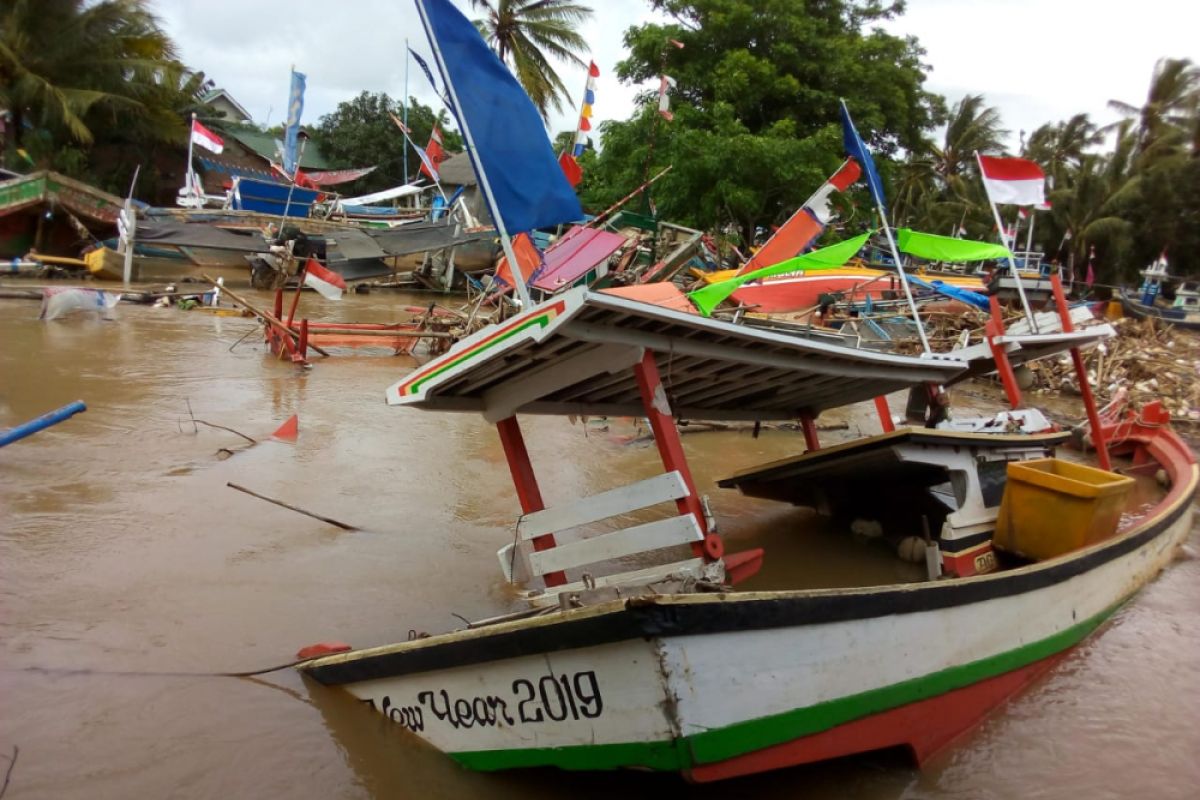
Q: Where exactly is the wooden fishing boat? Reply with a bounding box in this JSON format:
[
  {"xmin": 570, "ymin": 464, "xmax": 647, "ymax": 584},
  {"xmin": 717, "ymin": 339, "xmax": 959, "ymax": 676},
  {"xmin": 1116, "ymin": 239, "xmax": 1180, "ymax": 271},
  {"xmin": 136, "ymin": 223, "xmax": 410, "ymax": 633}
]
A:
[
  {"xmin": 296, "ymin": 1, "xmax": 1193, "ymax": 781},
  {"xmin": 295, "ymin": 284, "xmax": 1192, "ymax": 781},
  {"xmin": 1118, "ymin": 256, "xmax": 1200, "ymax": 330}
]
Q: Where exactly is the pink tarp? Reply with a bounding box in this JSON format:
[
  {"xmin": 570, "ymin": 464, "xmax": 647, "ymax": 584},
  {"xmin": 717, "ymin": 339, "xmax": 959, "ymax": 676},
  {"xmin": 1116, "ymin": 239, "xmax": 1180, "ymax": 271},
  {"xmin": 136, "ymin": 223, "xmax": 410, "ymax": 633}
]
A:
[{"xmin": 530, "ymin": 226, "xmax": 630, "ymax": 292}]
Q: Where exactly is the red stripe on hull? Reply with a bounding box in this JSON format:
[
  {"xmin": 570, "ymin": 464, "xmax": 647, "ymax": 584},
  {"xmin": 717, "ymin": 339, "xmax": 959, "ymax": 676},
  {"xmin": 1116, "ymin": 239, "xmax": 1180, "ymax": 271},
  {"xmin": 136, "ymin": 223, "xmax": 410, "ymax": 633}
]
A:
[{"xmin": 685, "ymin": 650, "xmax": 1070, "ymax": 783}]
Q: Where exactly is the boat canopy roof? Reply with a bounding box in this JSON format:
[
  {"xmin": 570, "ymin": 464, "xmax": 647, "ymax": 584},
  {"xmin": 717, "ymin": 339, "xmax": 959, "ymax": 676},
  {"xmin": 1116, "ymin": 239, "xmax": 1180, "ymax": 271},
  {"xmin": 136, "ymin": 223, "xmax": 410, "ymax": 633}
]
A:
[
  {"xmin": 323, "ymin": 220, "xmax": 495, "ymax": 260},
  {"xmin": 386, "ymin": 287, "xmax": 964, "ymax": 422},
  {"xmin": 135, "ymin": 219, "xmax": 270, "ymax": 252},
  {"xmin": 718, "ymin": 428, "xmax": 1069, "ymax": 504},
  {"xmin": 895, "ymin": 229, "xmax": 1011, "ymax": 262}
]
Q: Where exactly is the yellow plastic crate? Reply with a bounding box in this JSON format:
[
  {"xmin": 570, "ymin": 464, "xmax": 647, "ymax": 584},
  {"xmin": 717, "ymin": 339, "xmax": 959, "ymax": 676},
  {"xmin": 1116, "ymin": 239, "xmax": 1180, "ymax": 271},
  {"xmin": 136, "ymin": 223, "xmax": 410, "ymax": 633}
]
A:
[{"xmin": 994, "ymin": 458, "xmax": 1135, "ymax": 561}]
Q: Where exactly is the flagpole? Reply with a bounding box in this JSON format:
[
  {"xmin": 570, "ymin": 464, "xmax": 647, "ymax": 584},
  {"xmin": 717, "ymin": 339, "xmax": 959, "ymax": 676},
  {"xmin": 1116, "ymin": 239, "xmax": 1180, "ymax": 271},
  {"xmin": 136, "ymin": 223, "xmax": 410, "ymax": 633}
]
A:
[
  {"xmin": 975, "ymin": 150, "xmax": 1039, "ymax": 332},
  {"xmin": 877, "ymin": 211, "xmax": 931, "ymax": 353},
  {"xmin": 415, "ymin": 0, "xmax": 532, "ymax": 307},
  {"xmin": 566, "ymin": 63, "xmax": 592, "ymax": 157},
  {"xmin": 1025, "ymin": 208, "xmax": 1036, "ymax": 262},
  {"xmin": 186, "ymin": 112, "xmax": 197, "ymax": 205},
  {"xmin": 840, "ymin": 101, "xmax": 929, "ymax": 353},
  {"xmin": 403, "ymin": 39, "xmax": 410, "ymax": 186}
]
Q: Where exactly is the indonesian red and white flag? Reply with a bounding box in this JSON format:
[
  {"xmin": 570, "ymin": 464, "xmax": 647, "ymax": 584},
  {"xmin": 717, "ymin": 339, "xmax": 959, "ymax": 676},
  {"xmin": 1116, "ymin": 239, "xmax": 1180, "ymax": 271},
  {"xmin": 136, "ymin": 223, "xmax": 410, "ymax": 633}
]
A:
[
  {"xmin": 191, "ymin": 119, "xmax": 224, "ymax": 154},
  {"xmin": 978, "ymin": 155, "xmax": 1045, "ymax": 206},
  {"xmin": 302, "ymin": 258, "xmax": 346, "ymax": 300}
]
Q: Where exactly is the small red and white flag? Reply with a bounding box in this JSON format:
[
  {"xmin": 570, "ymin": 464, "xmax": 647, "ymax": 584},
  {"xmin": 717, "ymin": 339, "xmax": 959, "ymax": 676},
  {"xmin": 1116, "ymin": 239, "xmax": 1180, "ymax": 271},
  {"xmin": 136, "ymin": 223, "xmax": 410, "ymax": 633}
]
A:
[
  {"xmin": 1017, "ymin": 207, "xmax": 1028, "ymax": 221},
  {"xmin": 978, "ymin": 155, "xmax": 1045, "ymax": 206},
  {"xmin": 302, "ymin": 258, "xmax": 346, "ymax": 300},
  {"xmin": 658, "ymin": 75, "xmax": 677, "ymax": 121},
  {"xmin": 421, "ymin": 124, "xmax": 447, "ymax": 181},
  {"xmin": 190, "ymin": 119, "xmax": 224, "ymax": 154}
]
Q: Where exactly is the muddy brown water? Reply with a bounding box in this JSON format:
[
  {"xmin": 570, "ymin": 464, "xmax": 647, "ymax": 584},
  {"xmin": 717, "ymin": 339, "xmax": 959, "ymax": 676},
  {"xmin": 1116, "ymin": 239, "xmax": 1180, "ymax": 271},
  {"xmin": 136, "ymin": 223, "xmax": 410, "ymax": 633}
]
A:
[{"xmin": 1, "ymin": 290, "xmax": 1197, "ymax": 799}]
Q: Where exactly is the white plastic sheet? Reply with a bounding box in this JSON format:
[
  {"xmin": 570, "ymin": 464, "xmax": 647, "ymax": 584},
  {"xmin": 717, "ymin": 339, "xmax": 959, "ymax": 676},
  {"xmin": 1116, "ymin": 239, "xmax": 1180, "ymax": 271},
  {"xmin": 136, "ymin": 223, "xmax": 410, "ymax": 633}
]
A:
[{"xmin": 39, "ymin": 287, "xmax": 121, "ymax": 321}]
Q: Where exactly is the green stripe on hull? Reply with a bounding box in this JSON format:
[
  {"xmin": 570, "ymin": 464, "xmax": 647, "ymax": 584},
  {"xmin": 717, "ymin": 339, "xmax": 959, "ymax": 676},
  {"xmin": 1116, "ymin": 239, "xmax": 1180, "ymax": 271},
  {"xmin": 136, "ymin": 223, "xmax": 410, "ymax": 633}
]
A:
[{"xmin": 451, "ymin": 600, "xmax": 1125, "ymax": 773}]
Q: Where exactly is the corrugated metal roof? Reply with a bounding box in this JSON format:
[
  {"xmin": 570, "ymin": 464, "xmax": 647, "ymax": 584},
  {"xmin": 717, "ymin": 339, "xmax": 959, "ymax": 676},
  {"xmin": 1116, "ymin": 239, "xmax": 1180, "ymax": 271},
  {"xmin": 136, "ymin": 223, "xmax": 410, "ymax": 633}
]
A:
[{"xmin": 225, "ymin": 128, "xmax": 336, "ymax": 170}]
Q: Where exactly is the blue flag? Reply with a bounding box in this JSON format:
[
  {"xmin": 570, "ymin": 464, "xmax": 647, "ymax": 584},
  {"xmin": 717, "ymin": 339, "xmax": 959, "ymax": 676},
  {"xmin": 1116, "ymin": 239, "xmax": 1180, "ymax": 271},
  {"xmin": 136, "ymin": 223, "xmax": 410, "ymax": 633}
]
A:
[
  {"xmin": 414, "ymin": 0, "xmax": 583, "ymax": 235},
  {"xmin": 408, "ymin": 47, "xmax": 449, "ymax": 109},
  {"xmin": 839, "ymin": 100, "xmax": 886, "ymax": 215},
  {"xmin": 283, "ymin": 70, "xmax": 307, "ymax": 177}
]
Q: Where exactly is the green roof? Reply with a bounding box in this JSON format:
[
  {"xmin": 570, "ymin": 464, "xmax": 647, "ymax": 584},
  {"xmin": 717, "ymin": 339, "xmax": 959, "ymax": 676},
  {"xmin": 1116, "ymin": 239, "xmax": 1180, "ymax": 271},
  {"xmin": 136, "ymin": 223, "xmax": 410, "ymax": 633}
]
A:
[{"xmin": 225, "ymin": 127, "xmax": 336, "ymax": 170}]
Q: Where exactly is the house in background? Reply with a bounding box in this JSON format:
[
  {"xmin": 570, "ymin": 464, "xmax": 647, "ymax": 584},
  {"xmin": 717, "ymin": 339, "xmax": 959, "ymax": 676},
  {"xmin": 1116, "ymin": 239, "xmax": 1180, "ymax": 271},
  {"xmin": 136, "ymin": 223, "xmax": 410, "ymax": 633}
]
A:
[
  {"xmin": 438, "ymin": 152, "xmax": 488, "ymax": 226},
  {"xmin": 199, "ymin": 88, "xmax": 252, "ymax": 124},
  {"xmin": 192, "ymin": 127, "xmax": 342, "ymax": 195}
]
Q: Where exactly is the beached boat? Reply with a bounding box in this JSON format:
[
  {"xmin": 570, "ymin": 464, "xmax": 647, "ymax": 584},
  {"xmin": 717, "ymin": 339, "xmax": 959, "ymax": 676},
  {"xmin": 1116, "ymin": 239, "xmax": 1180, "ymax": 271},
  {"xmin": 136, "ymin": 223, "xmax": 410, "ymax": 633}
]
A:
[
  {"xmin": 696, "ymin": 228, "xmax": 996, "ymax": 315},
  {"xmin": 295, "ymin": 1, "xmax": 1193, "ymax": 780},
  {"xmin": 1118, "ymin": 254, "xmax": 1200, "ymax": 330},
  {"xmin": 297, "ymin": 284, "xmax": 1193, "ymax": 780}
]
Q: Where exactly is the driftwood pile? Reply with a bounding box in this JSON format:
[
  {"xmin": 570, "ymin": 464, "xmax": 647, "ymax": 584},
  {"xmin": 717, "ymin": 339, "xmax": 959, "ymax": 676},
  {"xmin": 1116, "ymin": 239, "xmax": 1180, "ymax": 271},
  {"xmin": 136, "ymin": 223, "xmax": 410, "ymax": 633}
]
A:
[{"xmin": 1027, "ymin": 317, "xmax": 1200, "ymax": 422}]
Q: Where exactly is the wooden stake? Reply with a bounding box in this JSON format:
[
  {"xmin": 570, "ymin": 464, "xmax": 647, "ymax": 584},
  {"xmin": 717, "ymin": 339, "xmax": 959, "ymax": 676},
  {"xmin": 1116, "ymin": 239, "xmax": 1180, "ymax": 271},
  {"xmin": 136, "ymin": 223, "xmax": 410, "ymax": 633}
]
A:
[{"xmin": 226, "ymin": 482, "xmax": 357, "ymax": 531}]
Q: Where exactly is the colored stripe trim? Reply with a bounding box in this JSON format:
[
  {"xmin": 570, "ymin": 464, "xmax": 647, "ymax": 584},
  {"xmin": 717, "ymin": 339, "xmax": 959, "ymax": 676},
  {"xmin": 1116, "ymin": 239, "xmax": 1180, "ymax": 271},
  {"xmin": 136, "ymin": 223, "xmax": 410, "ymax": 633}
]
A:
[
  {"xmin": 449, "ymin": 600, "xmax": 1123, "ymax": 773},
  {"xmin": 396, "ymin": 300, "xmax": 566, "ymax": 397},
  {"xmin": 303, "ymin": 480, "xmax": 1192, "ymax": 686}
]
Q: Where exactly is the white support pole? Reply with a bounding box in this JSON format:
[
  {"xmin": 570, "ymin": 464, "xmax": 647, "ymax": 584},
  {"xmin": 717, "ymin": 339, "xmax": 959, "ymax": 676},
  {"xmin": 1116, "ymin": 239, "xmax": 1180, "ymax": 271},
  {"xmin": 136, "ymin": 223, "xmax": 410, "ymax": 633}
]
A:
[
  {"xmin": 976, "ymin": 151, "xmax": 1039, "ymax": 333},
  {"xmin": 403, "ymin": 39, "xmax": 411, "ymax": 186},
  {"xmin": 876, "ymin": 213, "xmax": 931, "ymax": 353},
  {"xmin": 839, "ymin": 100, "xmax": 929, "ymax": 353},
  {"xmin": 121, "ymin": 198, "xmax": 135, "ymax": 287},
  {"xmin": 416, "ymin": 0, "xmax": 533, "ymax": 308},
  {"xmin": 185, "ymin": 112, "xmax": 197, "ymax": 204},
  {"xmin": 1025, "ymin": 209, "xmax": 1037, "ymax": 262}
]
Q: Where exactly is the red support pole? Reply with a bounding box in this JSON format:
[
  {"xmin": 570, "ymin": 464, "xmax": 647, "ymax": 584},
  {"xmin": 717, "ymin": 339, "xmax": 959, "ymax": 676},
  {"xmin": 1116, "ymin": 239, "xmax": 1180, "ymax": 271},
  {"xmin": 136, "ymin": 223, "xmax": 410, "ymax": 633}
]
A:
[
  {"xmin": 874, "ymin": 396, "xmax": 895, "ymax": 433},
  {"xmin": 632, "ymin": 350, "xmax": 720, "ymax": 560},
  {"xmin": 1050, "ymin": 274, "xmax": 1112, "ymax": 471},
  {"xmin": 987, "ymin": 295, "xmax": 1023, "ymax": 409},
  {"xmin": 496, "ymin": 416, "xmax": 566, "ymax": 587},
  {"xmin": 298, "ymin": 318, "xmax": 309, "ymax": 360},
  {"xmin": 799, "ymin": 412, "xmax": 821, "ymax": 451},
  {"xmin": 286, "ymin": 261, "xmax": 308, "ymax": 327}
]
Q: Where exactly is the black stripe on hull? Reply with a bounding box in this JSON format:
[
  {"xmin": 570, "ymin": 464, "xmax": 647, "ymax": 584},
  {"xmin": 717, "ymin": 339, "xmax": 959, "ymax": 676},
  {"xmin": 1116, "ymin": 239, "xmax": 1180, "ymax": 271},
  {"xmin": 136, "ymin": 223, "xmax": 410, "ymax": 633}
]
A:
[{"xmin": 304, "ymin": 477, "xmax": 1195, "ymax": 687}]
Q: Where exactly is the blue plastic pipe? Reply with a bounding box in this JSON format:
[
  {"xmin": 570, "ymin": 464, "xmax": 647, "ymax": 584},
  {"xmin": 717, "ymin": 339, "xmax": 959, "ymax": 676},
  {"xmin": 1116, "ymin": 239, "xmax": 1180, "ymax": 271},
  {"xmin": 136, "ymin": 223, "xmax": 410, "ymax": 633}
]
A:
[{"xmin": 0, "ymin": 400, "xmax": 87, "ymax": 447}]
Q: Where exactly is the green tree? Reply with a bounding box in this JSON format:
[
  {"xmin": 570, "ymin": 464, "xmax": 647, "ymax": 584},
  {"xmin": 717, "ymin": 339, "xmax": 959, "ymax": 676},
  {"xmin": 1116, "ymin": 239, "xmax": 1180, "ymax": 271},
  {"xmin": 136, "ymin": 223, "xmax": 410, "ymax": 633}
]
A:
[
  {"xmin": 469, "ymin": 0, "xmax": 593, "ymax": 121},
  {"xmin": 587, "ymin": 0, "xmax": 942, "ymax": 243},
  {"xmin": 890, "ymin": 95, "xmax": 1007, "ymax": 233},
  {"xmin": 1108, "ymin": 57, "xmax": 1199, "ymax": 159},
  {"xmin": 313, "ymin": 91, "xmax": 463, "ymax": 195},
  {"xmin": 0, "ymin": 0, "xmax": 181, "ymax": 163}
]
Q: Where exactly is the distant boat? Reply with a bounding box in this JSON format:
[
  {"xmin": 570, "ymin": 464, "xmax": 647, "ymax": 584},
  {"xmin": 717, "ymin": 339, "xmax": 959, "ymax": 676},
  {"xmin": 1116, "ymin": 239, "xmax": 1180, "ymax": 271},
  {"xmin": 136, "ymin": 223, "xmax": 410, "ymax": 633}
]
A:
[{"xmin": 1119, "ymin": 254, "xmax": 1200, "ymax": 330}]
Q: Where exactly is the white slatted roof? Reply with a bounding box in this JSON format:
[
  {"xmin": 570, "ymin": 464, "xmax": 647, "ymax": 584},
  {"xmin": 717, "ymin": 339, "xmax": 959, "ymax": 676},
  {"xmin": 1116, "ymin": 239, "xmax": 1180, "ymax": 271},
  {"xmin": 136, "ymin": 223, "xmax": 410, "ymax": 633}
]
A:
[{"xmin": 387, "ymin": 287, "xmax": 966, "ymax": 422}]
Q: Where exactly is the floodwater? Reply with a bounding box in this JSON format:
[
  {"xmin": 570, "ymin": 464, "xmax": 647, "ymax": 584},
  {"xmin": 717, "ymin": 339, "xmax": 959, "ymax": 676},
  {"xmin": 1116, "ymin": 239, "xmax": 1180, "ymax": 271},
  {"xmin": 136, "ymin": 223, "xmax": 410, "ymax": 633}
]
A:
[{"xmin": 1, "ymin": 289, "xmax": 1197, "ymax": 799}]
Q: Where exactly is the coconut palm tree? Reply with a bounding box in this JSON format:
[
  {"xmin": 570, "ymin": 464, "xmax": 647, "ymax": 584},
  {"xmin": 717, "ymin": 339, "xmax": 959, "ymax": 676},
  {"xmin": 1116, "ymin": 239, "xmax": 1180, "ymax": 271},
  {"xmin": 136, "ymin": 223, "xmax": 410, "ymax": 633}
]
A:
[
  {"xmin": 1108, "ymin": 57, "xmax": 1199, "ymax": 159},
  {"xmin": 1025, "ymin": 113, "xmax": 1103, "ymax": 190},
  {"xmin": 928, "ymin": 94, "xmax": 1008, "ymax": 199},
  {"xmin": 0, "ymin": 0, "xmax": 180, "ymax": 162},
  {"xmin": 469, "ymin": 0, "xmax": 593, "ymax": 121}
]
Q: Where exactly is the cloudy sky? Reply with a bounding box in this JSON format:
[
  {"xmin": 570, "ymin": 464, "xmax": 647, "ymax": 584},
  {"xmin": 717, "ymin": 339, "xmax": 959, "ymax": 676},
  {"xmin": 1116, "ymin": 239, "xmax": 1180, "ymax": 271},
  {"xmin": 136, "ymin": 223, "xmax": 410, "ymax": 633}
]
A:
[{"xmin": 152, "ymin": 0, "xmax": 1198, "ymax": 150}]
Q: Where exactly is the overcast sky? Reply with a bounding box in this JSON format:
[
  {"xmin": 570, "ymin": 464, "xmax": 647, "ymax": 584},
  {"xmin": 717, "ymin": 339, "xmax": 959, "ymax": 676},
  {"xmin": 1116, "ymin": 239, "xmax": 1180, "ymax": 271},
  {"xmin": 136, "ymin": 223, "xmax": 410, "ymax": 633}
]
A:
[{"xmin": 152, "ymin": 0, "xmax": 1198, "ymax": 151}]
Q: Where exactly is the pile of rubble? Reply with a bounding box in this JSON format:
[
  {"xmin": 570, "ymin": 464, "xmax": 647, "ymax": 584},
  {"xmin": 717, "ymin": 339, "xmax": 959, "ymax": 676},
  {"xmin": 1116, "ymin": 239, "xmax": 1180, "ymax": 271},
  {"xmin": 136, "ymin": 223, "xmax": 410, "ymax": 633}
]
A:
[{"xmin": 1028, "ymin": 317, "xmax": 1200, "ymax": 422}]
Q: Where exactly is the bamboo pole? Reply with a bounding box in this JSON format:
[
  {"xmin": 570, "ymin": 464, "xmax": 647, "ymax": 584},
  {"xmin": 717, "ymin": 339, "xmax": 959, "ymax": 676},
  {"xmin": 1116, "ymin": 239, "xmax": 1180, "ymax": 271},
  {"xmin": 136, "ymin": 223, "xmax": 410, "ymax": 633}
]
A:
[
  {"xmin": 227, "ymin": 482, "xmax": 357, "ymax": 530},
  {"xmin": 201, "ymin": 274, "xmax": 331, "ymax": 357}
]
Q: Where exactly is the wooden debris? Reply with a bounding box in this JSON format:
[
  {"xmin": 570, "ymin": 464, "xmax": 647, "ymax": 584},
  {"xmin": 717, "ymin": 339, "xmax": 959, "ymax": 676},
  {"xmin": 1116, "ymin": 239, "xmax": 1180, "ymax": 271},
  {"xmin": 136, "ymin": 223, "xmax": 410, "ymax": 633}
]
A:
[{"xmin": 1026, "ymin": 317, "xmax": 1200, "ymax": 422}]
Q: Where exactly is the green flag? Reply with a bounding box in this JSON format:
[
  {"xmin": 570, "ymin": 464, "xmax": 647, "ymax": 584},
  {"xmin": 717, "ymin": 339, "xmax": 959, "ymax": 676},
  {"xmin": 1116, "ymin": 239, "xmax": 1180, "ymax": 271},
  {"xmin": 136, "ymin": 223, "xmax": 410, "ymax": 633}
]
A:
[
  {"xmin": 689, "ymin": 231, "xmax": 874, "ymax": 316},
  {"xmin": 895, "ymin": 228, "xmax": 1011, "ymax": 262}
]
